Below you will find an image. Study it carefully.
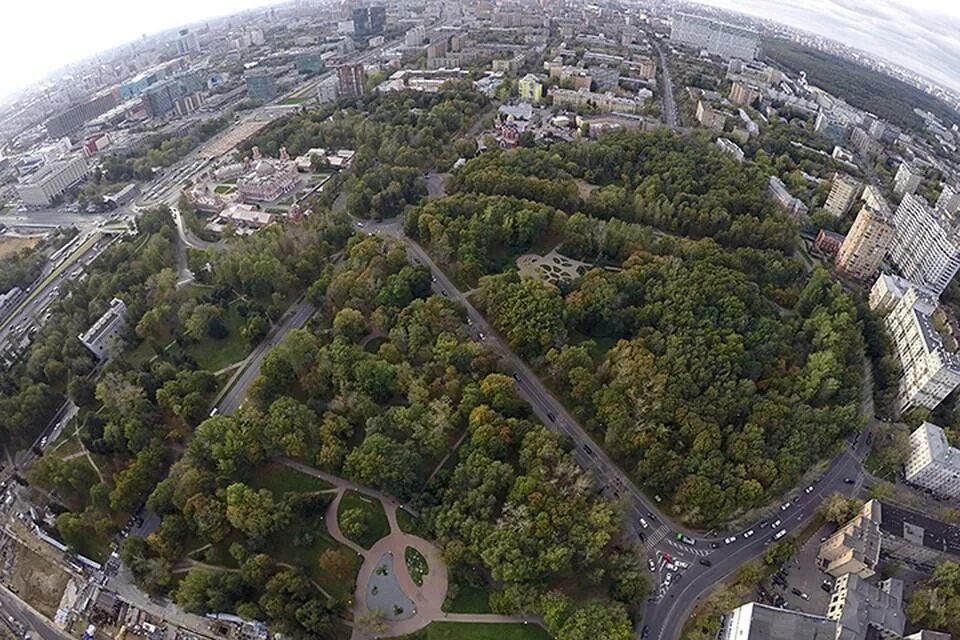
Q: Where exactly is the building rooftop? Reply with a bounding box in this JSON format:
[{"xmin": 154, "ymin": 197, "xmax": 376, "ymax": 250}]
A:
[
  {"xmin": 875, "ymin": 500, "xmax": 960, "ymax": 558},
  {"xmin": 79, "ymin": 298, "xmax": 127, "ymax": 346},
  {"xmin": 720, "ymin": 602, "xmax": 837, "ymax": 640}
]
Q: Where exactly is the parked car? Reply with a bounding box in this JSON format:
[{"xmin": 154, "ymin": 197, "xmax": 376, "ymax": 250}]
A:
[
  {"xmin": 639, "ymin": 517, "xmax": 649, "ymax": 529},
  {"xmin": 699, "ymin": 558, "xmax": 713, "ymax": 567},
  {"xmin": 780, "ymin": 501, "xmax": 791, "ymax": 511},
  {"xmin": 724, "ymin": 536, "xmax": 737, "ymax": 544},
  {"xmin": 774, "ymin": 529, "xmax": 787, "ymax": 540},
  {"xmin": 804, "ymin": 485, "xmax": 815, "ymax": 494},
  {"xmin": 648, "ymin": 559, "xmax": 656, "ymax": 572},
  {"xmin": 744, "ymin": 529, "xmax": 755, "ymax": 538}
]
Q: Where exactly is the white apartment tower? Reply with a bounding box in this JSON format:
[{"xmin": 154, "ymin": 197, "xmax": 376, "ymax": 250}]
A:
[
  {"xmin": 670, "ymin": 12, "xmax": 759, "ymax": 60},
  {"xmin": 937, "ymin": 184, "xmax": 960, "ymax": 215},
  {"xmin": 870, "ymin": 280, "xmax": 960, "ymax": 412},
  {"xmin": 888, "ymin": 193, "xmax": 960, "ymax": 296},
  {"xmin": 835, "ymin": 200, "xmax": 894, "ymax": 281},
  {"xmin": 825, "ymin": 172, "xmax": 863, "ymax": 217},
  {"xmin": 893, "ymin": 162, "xmax": 922, "ymax": 198},
  {"xmin": 905, "ymin": 422, "xmax": 960, "ymax": 498}
]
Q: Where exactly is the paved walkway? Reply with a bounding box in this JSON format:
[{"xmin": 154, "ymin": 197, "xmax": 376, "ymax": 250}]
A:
[{"xmin": 280, "ymin": 459, "xmax": 536, "ymax": 639}]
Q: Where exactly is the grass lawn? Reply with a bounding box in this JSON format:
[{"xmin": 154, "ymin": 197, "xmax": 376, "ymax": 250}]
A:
[
  {"xmin": 444, "ymin": 582, "xmax": 491, "ymax": 614},
  {"xmin": 251, "ymin": 463, "xmax": 333, "ymax": 496},
  {"xmin": 271, "ymin": 521, "xmax": 361, "ymax": 600},
  {"xmin": 337, "ymin": 490, "xmax": 390, "ymax": 549},
  {"xmin": 408, "ymin": 622, "xmax": 551, "ymax": 640},
  {"xmin": 214, "ymin": 184, "xmax": 236, "ymax": 194},
  {"xmin": 186, "ymin": 303, "xmax": 252, "ymax": 371},
  {"xmin": 396, "ymin": 508, "xmax": 423, "ymax": 535}
]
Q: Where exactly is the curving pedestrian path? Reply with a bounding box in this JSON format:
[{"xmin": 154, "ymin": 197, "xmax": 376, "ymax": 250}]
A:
[{"xmin": 283, "ymin": 459, "xmax": 538, "ymax": 639}]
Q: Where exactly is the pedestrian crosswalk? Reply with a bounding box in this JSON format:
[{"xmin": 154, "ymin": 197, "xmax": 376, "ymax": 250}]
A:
[
  {"xmin": 663, "ymin": 538, "xmax": 712, "ymax": 557},
  {"xmin": 644, "ymin": 524, "xmax": 671, "ymax": 549}
]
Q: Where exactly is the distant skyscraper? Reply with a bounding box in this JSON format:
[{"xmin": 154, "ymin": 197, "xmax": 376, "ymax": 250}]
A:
[
  {"xmin": 338, "ymin": 64, "xmax": 366, "ymax": 99},
  {"xmin": 937, "ymin": 184, "xmax": 960, "ymax": 215},
  {"xmin": 246, "ymin": 72, "xmax": 278, "ymax": 101},
  {"xmin": 173, "ymin": 29, "xmax": 200, "ymax": 55},
  {"xmin": 889, "ymin": 193, "xmax": 960, "ymax": 295},
  {"xmin": 670, "ymin": 12, "xmax": 759, "ymax": 60},
  {"xmin": 352, "ymin": 6, "xmax": 386, "ymax": 36}
]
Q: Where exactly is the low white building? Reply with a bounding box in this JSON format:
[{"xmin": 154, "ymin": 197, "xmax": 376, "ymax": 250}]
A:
[
  {"xmin": 870, "ymin": 278, "xmax": 960, "ymax": 412},
  {"xmin": 905, "ymin": 421, "xmax": 960, "ymax": 498},
  {"xmin": 716, "ymin": 137, "xmax": 744, "ymax": 162},
  {"xmin": 17, "ymin": 156, "xmax": 89, "ymax": 206},
  {"xmin": 78, "ymin": 298, "xmax": 127, "ymax": 360}
]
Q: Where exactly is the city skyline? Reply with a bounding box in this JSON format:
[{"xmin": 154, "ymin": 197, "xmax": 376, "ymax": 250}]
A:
[{"xmin": 698, "ymin": 0, "xmax": 960, "ymax": 93}]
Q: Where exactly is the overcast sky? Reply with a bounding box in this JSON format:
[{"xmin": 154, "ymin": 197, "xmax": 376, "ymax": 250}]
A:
[
  {"xmin": 1, "ymin": 1, "xmax": 959, "ymax": 100},
  {"xmin": 695, "ymin": 0, "xmax": 960, "ymax": 93},
  {"xmin": 0, "ymin": 1, "xmax": 286, "ymax": 101}
]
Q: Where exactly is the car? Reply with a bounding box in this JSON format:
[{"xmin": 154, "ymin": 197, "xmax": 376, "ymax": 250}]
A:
[
  {"xmin": 774, "ymin": 529, "xmax": 787, "ymax": 540},
  {"xmin": 355, "ymin": 221, "xmax": 364, "ymax": 227},
  {"xmin": 710, "ymin": 542, "xmax": 720, "ymax": 549},
  {"xmin": 804, "ymin": 485, "xmax": 815, "ymax": 494},
  {"xmin": 744, "ymin": 529, "xmax": 755, "ymax": 538},
  {"xmin": 780, "ymin": 501, "xmax": 791, "ymax": 511},
  {"xmin": 641, "ymin": 626, "xmax": 649, "ymax": 639},
  {"xmin": 844, "ymin": 477, "xmax": 855, "ymax": 484},
  {"xmin": 648, "ymin": 559, "xmax": 656, "ymax": 572},
  {"xmin": 639, "ymin": 517, "xmax": 649, "ymax": 529},
  {"xmin": 38, "ymin": 436, "xmax": 48, "ymax": 448},
  {"xmin": 758, "ymin": 519, "xmax": 769, "ymax": 528},
  {"xmin": 209, "ymin": 407, "xmax": 219, "ymax": 417},
  {"xmin": 821, "ymin": 582, "xmax": 833, "ymax": 593},
  {"xmin": 583, "ymin": 445, "xmax": 593, "ymax": 455},
  {"xmin": 772, "ymin": 519, "xmax": 782, "ymax": 528},
  {"xmin": 662, "ymin": 554, "xmax": 673, "ymax": 564},
  {"xmin": 664, "ymin": 573, "xmax": 672, "ymax": 585},
  {"xmin": 478, "ymin": 332, "xmax": 486, "ymax": 341},
  {"xmin": 547, "ymin": 412, "xmax": 556, "ymax": 422},
  {"xmin": 724, "ymin": 536, "xmax": 737, "ymax": 544},
  {"xmin": 512, "ymin": 372, "xmax": 521, "ymax": 381},
  {"xmin": 699, "ymin": 558, "xmax": 713, "ymax": 567},
  {"xmin": 676, "ymin": 533, "xmax": 696, "ymax": 545},
  {"xmin": 647, "ymin": 511, "xmax": 659, "ymax": 522},
  {"xmin": 675, "ymin": 560, "xmax": 689, "ymax": 569}
]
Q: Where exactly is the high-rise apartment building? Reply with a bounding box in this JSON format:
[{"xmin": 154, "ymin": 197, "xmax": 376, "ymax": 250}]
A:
[
  {"xmin": 893, "ymin": 161, "xmax": 922, "ymax": 197},
  {"xmin": 888, "ymin": 193, "xmax": 960, "ymax": 295},
  {"xmin": 337, "ymin": 64, "xmax": 367, "ymax": 99},
  {"xmin": 670, "ymin": 12, "xmax": 759, "ymax": 60},
  {"xmin": 905, "ymin": 421, "xmax": 960, "ymax": 498},
  {"xmin": 870, "ymin": 280, "xmax": 960, "ymax": 412},
  {"xmin": 835, "ymin": 200, "xmax": 894, "ymax": 281},
  {"xmin": 936, "ymin": 184, "xmax": 960, "ymax": 215},
  {"xmin": 825, "ymin": 173, "xmax": 864, "ymax": 217}
]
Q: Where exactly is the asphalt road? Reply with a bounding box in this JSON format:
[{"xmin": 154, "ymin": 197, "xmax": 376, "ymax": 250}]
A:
[
  {"xmin": 214, "ymin": 297, "xmax": 315, "ymax": 415},
  {"xmin": 0, "ymin": 583, "xmax": 70, "ymax": 640},
  {"xmin": 651, "ymin": 37, "xmax": 679, "ymax": 130}
]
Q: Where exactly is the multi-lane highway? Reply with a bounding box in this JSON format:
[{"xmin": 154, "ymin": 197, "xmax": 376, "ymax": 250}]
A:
[{"xmin": 651, "ymin": 37, "xmax": 679, "ymax": 130}]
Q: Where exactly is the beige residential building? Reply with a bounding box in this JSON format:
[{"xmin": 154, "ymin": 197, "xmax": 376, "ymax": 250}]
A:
[
  {"xmin": 835, "ymin": 201, "xmax": 895, "ymax": 281},
  {"xmin": 825, "ymin": 173, "xmax": 864, "ymax": 217},
  {"xmin": 817, "ymin": 506, "xmax": 881, "ymax": 579},
  {"xmin": 695, "ymin": 99, "xmax": 726, "ymax": 130},
  {"xmin": 728, "ymin": 80, "xmax": 760, "ymax": 106}
]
